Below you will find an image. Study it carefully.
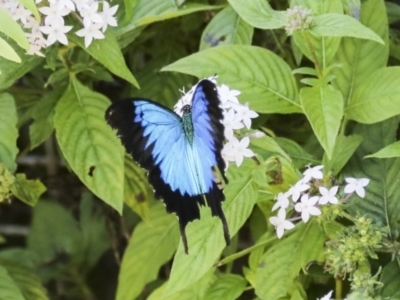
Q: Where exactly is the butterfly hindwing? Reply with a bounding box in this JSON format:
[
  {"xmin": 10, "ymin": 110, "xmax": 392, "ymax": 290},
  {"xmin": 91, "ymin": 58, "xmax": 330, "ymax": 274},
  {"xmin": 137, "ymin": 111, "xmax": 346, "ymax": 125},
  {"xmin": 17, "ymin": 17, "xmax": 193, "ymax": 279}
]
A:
[{"xmin": 105, "ymin": 79, "xmax": 229, "ymax": 253}]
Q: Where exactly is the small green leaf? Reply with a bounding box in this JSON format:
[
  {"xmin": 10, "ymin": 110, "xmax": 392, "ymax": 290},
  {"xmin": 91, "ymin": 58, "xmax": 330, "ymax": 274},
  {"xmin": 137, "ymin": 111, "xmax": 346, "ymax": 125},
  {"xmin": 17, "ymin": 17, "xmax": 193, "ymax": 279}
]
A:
[
  {"xmin": 164, "ymin": 161, "xmax": 257, "ymax": 297},
  {"xmin": 322, "ymin": 134, "xmax": 363, "ymax": 175},
  {"xmin": 10, "ymin": 174, "xmax": 46, "ymax": 206},
  {"xmin": 0, "ymin": 37, "xmax": 21, "ymax": 63},
  {"xmin": 203, "ymin": 274, "xmax": 247, "ymax": 300},
  {"xmin": 311, "ymin": 13, "xmax": 384, "ymax": 44},
  {"xmin": 162, "ymin": 45, "xmax": 301, "ymax": 114},
  {"xmin": 0, "ymin": 264, "xmax": 24, "ymax": 300},
  {"xmin": 227, "ymin": 0, "xmax": 286, "ymax": 29},
  {"xmin": 0, "ymin": 93, "xmax": 18, "ymax": 172},
  {"xmin": 346, "ymin": 67, "xmax": 400, "ymax": 124},
  {"xmin": 18, "ymin": 0, "xmax": 40, "ymax": 22},
  {"xmin": 54, "ymin": 76, "xmax": 125, "ymax": 213},
  {"xmin": 300, "ymin": 85, "xmax": 343, "ymax": 159},
  {"xmin": 200, "ymin": 6, "xmax": 253, "ymax": 50},
  {"xmin": 116, "ymin": 202, "xmax": 179, "ymax": 300},
  {"xmin": 0, "ymin": 9, "xmax": 29, "ymax": 49},
  {"xmin": 380, "ymin": 259, "xmax": 400, "ymax": 298},
  {"xmin": 255, "ymin": 221, "xmax": 325, "ymax": 300},
  {"xmin": 68, "ymin": 31, "xmax": 139, "ymax": 88},
  {"xmin": 365, "ymin": 141, "xmax": 400, "ymax": 159}
]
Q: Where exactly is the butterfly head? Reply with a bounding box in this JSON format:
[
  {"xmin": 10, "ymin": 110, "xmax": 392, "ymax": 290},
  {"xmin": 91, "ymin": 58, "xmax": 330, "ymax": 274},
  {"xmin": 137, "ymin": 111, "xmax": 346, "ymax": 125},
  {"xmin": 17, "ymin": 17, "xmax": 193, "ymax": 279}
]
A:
[{"xmin": 182, "ymin": 104, "xmax": 191, "ymax": 114}]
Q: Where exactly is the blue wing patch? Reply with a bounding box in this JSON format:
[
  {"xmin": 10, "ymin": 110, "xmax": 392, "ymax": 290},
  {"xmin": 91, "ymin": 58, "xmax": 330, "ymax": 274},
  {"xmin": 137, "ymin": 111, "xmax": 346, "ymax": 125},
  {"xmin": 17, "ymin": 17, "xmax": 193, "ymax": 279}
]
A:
[{"xmin": 105, "ymin": 79, "xmax": 229, "ymax": 253}]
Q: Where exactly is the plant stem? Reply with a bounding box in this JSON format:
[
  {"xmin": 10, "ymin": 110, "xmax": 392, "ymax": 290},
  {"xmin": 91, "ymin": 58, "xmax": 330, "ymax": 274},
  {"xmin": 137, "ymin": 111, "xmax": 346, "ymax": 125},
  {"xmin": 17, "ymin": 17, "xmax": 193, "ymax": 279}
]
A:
[
  {"xmin": 335, "ymin": 277, "xmax": 343, "ymax": 300},
  {"xmin": 300, "ymin": 31, "xmax": 322, "ymax": 78}
]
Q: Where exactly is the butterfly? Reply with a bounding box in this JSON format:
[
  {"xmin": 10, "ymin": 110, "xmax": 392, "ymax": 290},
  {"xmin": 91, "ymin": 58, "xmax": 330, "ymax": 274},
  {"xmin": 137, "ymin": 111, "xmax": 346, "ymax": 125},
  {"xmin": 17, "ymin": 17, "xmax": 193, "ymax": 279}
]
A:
[{"xmin": 105, "ymin": 79, "xmax": 230, "ymax": 253}]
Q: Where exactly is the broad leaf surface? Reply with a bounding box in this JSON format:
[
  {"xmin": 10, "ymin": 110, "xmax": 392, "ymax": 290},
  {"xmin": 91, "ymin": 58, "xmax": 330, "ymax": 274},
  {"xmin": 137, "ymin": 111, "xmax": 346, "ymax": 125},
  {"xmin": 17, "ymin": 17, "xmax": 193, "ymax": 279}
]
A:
[
  {"xmin": 10, "ymin": 174, "xmax": 46, "ymax": 206},
  {"xmin": 0, "ymin": 93, "xmax": 18, "ymax": 172},
  {"xmin": 380, "ymin": 259, "xmax": 400, "ymax": 298},
  {"xmin": 54, "ymin": 77, "xmax": 125, "ymax": 213},
  {"xmin": 0, "ymin": 37, "xmax": 21, "ymax": 63},
  {"xmin": 0, "ymin": 264, "xmax": 24, "ymax": 300},
  {"xmin": 203, "ymin": 274, "xmax": 247, "ymax": 300},
  {"xmin": 0, "ymin": 9, "xmax": 29, "ymax": 49},
  {"xmin": 162, "ymin": 45, "xmax": 301, "ymax": 114}
]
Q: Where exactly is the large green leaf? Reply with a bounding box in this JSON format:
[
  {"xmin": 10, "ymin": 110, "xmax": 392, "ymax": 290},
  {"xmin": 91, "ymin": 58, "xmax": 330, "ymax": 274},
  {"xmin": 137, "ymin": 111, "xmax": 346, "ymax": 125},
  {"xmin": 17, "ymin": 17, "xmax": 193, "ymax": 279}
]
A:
[
  {"xmin": 227, "ymin": 0, "xmax": 285, "ymax": 29},
  {"xmin": 332, "ymin": 0, "xmax": 388, "ymax": 103},
  {"xmin": 380, "ymin": 259, "xmax": 400, "ymax": 298},
  {"xmin": 68, "ymin": 31, "xmax": 139, "ymax": 88},
  {"xmin": 54, "ymin": 77, "xmax": 125, "ymax": 213},
  {"xmin": 0, "ymin": 37, "xmax": 21, "ymax": 63},
  {"xmin": 29, "ymin": 88, "xmax": 65, "ymax": 150},
  {"xmin": 200, "ymin": 6, "xmax": 253, "ymax": 50},
  {"xmin": 255, "ymin": 221, "xmax": 325, "ymax": 300},
  {"xmin": 345, "ymin": 117, "xmax": 400, "ymax": 238},
  {"xmin": 203, "ymin": 274, "xmax": 247, "ymax": 300},
  {"xmin": 116, "ymin": 202, "xmax": 179, "ymax": 300},
  {"xmin": 322, "ymin": 134, "xmax": 363, "ymax": 175},
  {"xmin": 311, "ymin": 13, "xmax": 384, "ymax": 44},
  {"xmin": 300, "ymin": 85, "xmax": 343, "ymax": 159},
  {"xmin": 0, "ymin": 93, "xmax": 18, "ymax": 172},
  {"xmin": 10, "ymin": 174, "xmax": 46, "ymax": 206},
  {"xmin": 291, "ymin": 0, "xmax": 342, "ymax": 68},
  {"xmin": 0, "ymin": 9, "xmax": 29, "ymax": 49},
  {"xmin": 162, "ymin": 45, "xmax": 301, "ymax": 114},
  {"xmin": 164, "ymin": 161, "xmax": 257, "ymax": 297},
  {"xmin": 365, "ymin": 141, "xmax": 400, "ymax": 158},
  {"xmin": 0, "ymin": 264, "xmax": 24, "ymax": 300},
  {"xmin": 0, "ymin": 260, "xmax": 48, "ymax": 300},
  {"xmin": 345, "ymin": 67, "xmax": 400, "ymax": 124}
]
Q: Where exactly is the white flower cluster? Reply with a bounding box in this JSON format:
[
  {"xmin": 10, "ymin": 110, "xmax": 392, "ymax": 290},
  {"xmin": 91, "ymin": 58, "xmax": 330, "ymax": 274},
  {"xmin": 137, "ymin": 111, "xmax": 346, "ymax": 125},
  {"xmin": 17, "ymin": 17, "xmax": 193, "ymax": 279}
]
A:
[
  {"xmin": 269, "ymin": 165, "xmax": 370, "ymax": 238},
  {"xmin": 285, "ymin": 6, "xmax": 313, "ymax": 35},
  {"xmin": 174, "ymin": 77, "xmax": 259, "ymax": 168},
  {"xmin": 0, "ymin": 0, "xmax": 118, "ymax": 57}
]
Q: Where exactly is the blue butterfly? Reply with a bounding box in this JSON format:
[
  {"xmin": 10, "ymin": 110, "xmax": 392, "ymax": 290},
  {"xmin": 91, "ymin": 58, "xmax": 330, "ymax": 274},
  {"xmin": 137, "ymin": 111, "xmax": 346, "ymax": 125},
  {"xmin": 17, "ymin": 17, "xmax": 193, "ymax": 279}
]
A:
[{"xmin": 105, "ymin": 79, "xmax": 230, "ymax": 253}]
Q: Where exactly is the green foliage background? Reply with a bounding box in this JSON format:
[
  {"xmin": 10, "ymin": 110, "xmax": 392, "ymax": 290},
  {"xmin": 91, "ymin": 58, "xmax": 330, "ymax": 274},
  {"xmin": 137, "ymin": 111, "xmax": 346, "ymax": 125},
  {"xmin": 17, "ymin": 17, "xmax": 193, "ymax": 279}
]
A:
[{"xmin": 1, "ymin": 0, "xmax": 400, "ymax": 299}]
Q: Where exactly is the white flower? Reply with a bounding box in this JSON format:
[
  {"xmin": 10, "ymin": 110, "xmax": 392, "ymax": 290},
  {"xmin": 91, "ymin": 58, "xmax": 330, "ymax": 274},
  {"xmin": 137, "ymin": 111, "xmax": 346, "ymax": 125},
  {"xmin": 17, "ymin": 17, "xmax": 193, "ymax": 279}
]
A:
[
  {"xmin": 13, "ymin": 5, "xmax": 32, "ymax": 24},
  {"xmin": 234, "ymin": 102, "xmax": 259, "ymax": 129},
  {"xmin": 73, "ymin": 0, "xmax": 92, "ymax": 11},
  {"xmin": 217, "ymin": 84, "xmax": 241, "ymax": 110},
  {"xmin": 289, "ymin": 180, "xmax": 310, "ymax": 202},
  {"xmin": 302, "ymin": 165, "xmax": 323, "ymax": 183},
  {"xmin": 40, "ymin": 23, "xmax": 73, "ymax": 46},
  {"xmin": 39, "ymin": 3, "xmax": 70, "ymax": 25},
  {"xmin": 222, "ymin": 136, "xmax": 254, "ymax": 167},
  {"xmin": 52, "ymin": 0, "xmax": 76, "ymax": 11},
  {"xmin": 295, "ymin": 194, "xmax": 321, "ymax": 223},
  {"xmin": 75, "ymin": 22, "xmax": 104, "ymax": 47},
  {"xmin": 269, "ymin": 209, "xmax": 295, "ymax": 238},
  {"xmin": 272, "ymin": 192, "xmax": 290, "ymax": 212},
  {"xmin": 344, "ymin": 178, "xmax": 369, "ymax": 198},
  {"xmin": 26, "ymin": 44, "xmax": 44, "ymax": 57},
  {"xmin": 79, "ymin": 2, "xmax": 103, "ymax": 27},
  {"xmin": 223, "ymin": 109, "xmax": 244, "ymax": 140},
  {"xmin": 318, "ymin": 291, "xmax": 333, "ymax": 300},
  {"xmin": 319, "ymin": 186, "xmax": 339, "ymax": 205},
  {"xmin": 99, "ymin": 1, "xmax": 118, "ymax": 32}
]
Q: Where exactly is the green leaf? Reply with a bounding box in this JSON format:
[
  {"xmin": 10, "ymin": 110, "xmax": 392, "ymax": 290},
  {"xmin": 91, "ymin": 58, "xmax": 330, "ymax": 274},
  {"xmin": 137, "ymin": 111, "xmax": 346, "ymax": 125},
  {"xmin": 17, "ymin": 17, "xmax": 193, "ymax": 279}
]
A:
[
  {"xmin": 10, "ymin": 174, "xmax": 46, "ymax": 206},
  {"xmin": 250, "ymin": 136, "xmax": 291, "ymax": 162},
  {"xmin": 365, "ymin": 141, "xmax": 400, "ymax": 159},
  {"xmin": 123, "ymin": 156, "xmax": 151, "ymax": 222},
  {"xmin": 18, "ymin": 0, "xmax": 40, "ymax": 22},
  {"xmin": 0, "ymin": 9, "xmax": 29, "ymax": 49},
  {"xmin": 54, "ymin": 76, "xmax": 125, "ymax": 213},
  {"xmin": 300, "ymin": 85, "xmax": 343, "ymax": 159},
  {"xmin": 27, "ymin": 201, "xmax": 83, "ymax": 263},
  {"xmin": 68, "ymin": 31, "xmax": 139, "ymax": 88},
  {"xmin": 322, "ymin": 134, "xmax": 363, "ymax": 175},
  {"xmin": 164, "ymin": 161, "xmax": 257, "ymax": 297},
  {"xmin": 200, "ymin": 6, "xmax": 253, "ymax": 51},
  {"xmin": 162, "ymin": 45, "xmax": 301, "ymax": 114},
  {"xmin": 386, "ymin": 2, "xmax": 400, "ymax": 24},
  {"xmin": 345, "ymin": 67, "xmax": 400, "ymax": 124},
  {"xmin": 0, "ymin": 264, "xmax": 24, "ymax": 300},
  {"xmin": 380, "ymin": 259, "xmax": 400, "ymax": 298},
  {"xmin": 332, "ymin": 0, "xmax": 388, "ymax": 103},
  {"xmin": 275, "ymin": 138, "xmax": 319, "ymax": 168},
  {"xmin": 203, "ymin": 274, "xmax": 247, "ymax": 300},
  {"xmin": 0, "ymin": 37, "xmax": 21, "ymax": 63},
  {"xmin": 0, "ymin": 93, "xmax": 18, "ymax": 172},
  {"xmin": 311, "ymin": 13, "xmax": 384, "ymax": 44},
  {"xmin": 227, "ymin": 0, "xmax": 285, "ymax": 29},
  {"xmin": 255, "ymin": 221, "xmax": 325, "ymax": 300},
  {"xmin": 29, "ymin": 89, "xmax": 64, "ymax": 149},
  {"xmin": 291, "ymin": 0, "xmax": 343, "ymax": 68},
  {"xmin": 345, "ymin": 117, "xmax": 400, "ymax": 238},
  {"xmin": 0, "ymin": 260, "xmax": 48, "ymax": 300},
  {"xmin": 116, "ymin": 202, "xmax": 180, "ymax": 300}
]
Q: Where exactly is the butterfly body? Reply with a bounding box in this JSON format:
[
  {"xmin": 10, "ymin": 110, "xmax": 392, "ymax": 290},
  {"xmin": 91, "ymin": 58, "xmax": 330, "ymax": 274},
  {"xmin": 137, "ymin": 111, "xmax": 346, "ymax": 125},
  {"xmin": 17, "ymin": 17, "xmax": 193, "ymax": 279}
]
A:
[{"xmin": 106, "ymin": 80, "xmax": 230, "ymax": 253}]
